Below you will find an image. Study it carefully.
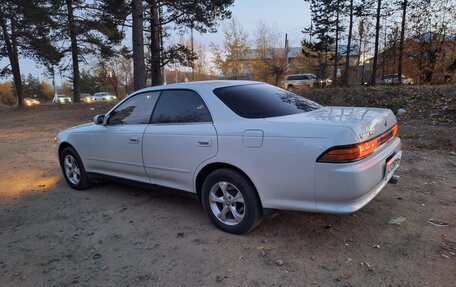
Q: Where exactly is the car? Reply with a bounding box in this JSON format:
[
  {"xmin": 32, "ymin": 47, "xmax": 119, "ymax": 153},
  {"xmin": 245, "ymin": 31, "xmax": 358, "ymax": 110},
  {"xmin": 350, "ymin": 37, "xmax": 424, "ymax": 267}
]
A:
[
  {"xmin": 92, "ymin": 92, "xmax": 117, "ymax": 102},
  {"xmin": 282, "ymin": 73, "xmax": 317, "ymax": 91},
  {"xmin": 55, "ymin": 81, "xmax": 402, "ymax": 234},
  {"xmin": 81, "ymin": 93, "xmax": 94, "ymax": 103},
  {"xmin": 376, "ymin": 74, "xmax": 414, "ymax": 85},
  {"xmin": 319, "ymin": 78, "xmax": 333, "ymax": 86},
  {"xmin": 23, "ymin": 97, "xmax": 40, "ymax": 107},
  {"xmin": 53, "ymin": 94, "xmax": 72, "ymax": 104}
]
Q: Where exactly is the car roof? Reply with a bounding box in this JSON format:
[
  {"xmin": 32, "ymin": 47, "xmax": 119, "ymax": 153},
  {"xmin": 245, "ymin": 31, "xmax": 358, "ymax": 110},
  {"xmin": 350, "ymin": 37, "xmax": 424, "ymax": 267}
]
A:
[{"xmin": 134, "ymin": 80, "xmax": 260, "ymax": 93}]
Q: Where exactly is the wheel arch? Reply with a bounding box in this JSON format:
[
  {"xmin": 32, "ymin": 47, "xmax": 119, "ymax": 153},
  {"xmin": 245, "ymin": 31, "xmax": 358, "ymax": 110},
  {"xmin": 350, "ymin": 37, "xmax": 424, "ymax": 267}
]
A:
[
  {"xmin": 195, "ymin": 162, "xmax": 263, "ymax": 208},
  {"xmin": 58, "ymin": 142, "xmax": 75, "ymax": 160}
]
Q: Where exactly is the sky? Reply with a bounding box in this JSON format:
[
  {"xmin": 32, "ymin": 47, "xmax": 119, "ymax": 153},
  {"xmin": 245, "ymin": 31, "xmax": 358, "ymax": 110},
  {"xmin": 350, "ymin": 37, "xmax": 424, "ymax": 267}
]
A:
[{"xmin": 0, "ymin": 0, "xmax": 311, "ymax": 84}]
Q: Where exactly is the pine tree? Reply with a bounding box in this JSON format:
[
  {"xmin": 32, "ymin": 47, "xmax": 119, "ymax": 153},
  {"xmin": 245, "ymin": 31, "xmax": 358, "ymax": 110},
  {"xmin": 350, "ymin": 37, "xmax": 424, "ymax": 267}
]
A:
[
  {"xmin": 50, "ymin": 0, "xmax": 129, "ymax": 102},
  {"xmin": 0, "ymin": 0, "xmax": 62, "ymax": 106},
  {"xmin": 397, "ymin": 0, "xmax": 407, "ymax": 85},
  {"xmin": 132, "ymin": 0, "xmax": 145, "ymax": 90},
  {"xmin": 137, "ymin": 0, "xmax": 234, "ymax": 86},
  {"xmin": 370, "ymin": 0, "xmax": 382, "ymax": 85},
  {"xmin": 302, "ymin": 0, "xmax": 337, "ymax": 83},
  {"xmin": 343, "ymin": 0, "xmax": 354, "ymax": 87}
]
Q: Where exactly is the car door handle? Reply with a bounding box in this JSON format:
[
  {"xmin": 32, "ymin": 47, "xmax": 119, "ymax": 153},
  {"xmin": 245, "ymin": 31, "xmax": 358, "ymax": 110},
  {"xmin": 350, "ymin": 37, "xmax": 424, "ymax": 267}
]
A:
[
  {"xmin": 129, "ymin": 137, "xmax": 140, "ymax": 144},
  {"xmin": 196, "ymin": 140, "xmax": 211, "ymax": 147}
]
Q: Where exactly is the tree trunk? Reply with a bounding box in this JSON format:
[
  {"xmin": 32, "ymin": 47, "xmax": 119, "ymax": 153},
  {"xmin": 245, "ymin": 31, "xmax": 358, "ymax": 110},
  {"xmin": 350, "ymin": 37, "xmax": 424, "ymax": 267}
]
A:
[
  {"xmin": 65, "ymin": 0, "xmax": 80, "ymax": 102},
  {"xmin": 0, "ymin": 3, "xmax": 23, "ymax": 106},
  {"xmin": 344, "ymin": 0, "xmax": 354, "ymax": 87},
  {"xmin": 370, "ymin": 0, "xmax": 382, "ymax": 85},
  {"xmin": 132, "ymin": 0, "xmax": 145, "ymax": 90},
  {"xmin": 149, "ymin": 0, "xmax": 162, "ymax": 86},
  {"xmin": 333, "ymin": 0, "xmax": 340, "ymax": 87},
  {"xmin": 398, "ymin": 0, "xmax": 407, "ymax": 85},
  {"xmin": 357, "ymin": 26, "xmax": 362, "ymax": 84}
]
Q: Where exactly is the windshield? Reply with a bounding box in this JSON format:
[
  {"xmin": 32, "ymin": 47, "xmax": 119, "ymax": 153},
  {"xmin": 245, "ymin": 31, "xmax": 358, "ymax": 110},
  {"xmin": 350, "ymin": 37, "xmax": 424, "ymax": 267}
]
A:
[{"xmin": 213, "ymin": 83, "xmax": 322, "ymax": 118}]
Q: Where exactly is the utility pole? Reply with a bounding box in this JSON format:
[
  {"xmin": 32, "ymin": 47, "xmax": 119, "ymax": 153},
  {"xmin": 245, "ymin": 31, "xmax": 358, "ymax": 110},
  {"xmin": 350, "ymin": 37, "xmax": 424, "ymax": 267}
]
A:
[{"xmin": 285, "ymin": 33, "xmax": 289, "ymax": 68}]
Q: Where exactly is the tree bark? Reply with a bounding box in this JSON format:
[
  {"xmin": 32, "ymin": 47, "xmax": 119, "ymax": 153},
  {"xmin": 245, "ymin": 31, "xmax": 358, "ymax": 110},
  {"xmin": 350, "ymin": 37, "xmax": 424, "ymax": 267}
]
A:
[
  {"xmin": 149, "ymin": 0, "xmax": 162, "ymax": 86},
  {"xmin": 132, "ymin": 0, "xmax": 145, "ymax": 90},
  {"xmin": 357, "ymin": 20, "xmax": 363, "ymax": 84},
  {"xmin": 0, "ymin": 2, "xmax": 23, "ymax": 106},
  {"xmin": 344, "ymin": 0, "xmax": 354, "ymax": 87},
  {"xmin": 398, "ymin": 0, "xmax": 407, "ymax": 85},
  {"xmin": 333, "ymin": 0, "xmax": 340, "ymax": 87},
  {"xmin": 65, "ymin": 0, "xmax": 80, "ymax": 102},
  {"xmin": 370, "ymin": 0, "xmax": 382, "ymax": 85}
]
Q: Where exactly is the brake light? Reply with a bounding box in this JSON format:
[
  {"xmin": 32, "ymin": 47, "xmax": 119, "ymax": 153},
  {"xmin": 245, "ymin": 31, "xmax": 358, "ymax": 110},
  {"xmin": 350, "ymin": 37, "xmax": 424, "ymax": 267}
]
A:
[
  {"xmin": 318, "ymin": 124, "xmax": 399, "ymax": 163},
  {"xmin": 392, "ymin": 124, "xmax": 398, "ymax": 137},
  {"xmin": 319, "ymin": 138, "xmax": 378, "ymax": 162}
]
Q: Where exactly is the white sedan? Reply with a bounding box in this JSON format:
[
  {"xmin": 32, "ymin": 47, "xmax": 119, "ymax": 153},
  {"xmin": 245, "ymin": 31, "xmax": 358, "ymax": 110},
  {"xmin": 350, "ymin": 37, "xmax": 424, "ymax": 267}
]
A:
[
  {"xmin": 92, "ymin": 92, "xmax": 117, "ymax": 102},
  {"xmin": 56, "ymin": 81, "xmax": 401, "ymax": 234}
]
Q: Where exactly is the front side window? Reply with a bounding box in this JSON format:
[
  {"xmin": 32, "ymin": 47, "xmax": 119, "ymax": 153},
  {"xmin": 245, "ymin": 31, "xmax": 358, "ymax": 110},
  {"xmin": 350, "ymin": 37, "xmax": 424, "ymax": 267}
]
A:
[
  {"xmin": 151, "ymin": 90, "xmax": 212, "ymax": 124},
  {"xmin": 108, "ymin": 92, "xmax": 159, "ymax": 125},
  {"xmin": 213, "ymin": 83, "xmax": 322, "ymax": 119}
]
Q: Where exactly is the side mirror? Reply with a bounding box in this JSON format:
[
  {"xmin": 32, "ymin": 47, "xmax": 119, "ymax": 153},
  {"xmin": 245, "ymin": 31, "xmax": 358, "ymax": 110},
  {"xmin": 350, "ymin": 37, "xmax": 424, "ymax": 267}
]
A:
[{"xmin": 93, "ymin": 114, "xmax": 105, "ymax": 125}]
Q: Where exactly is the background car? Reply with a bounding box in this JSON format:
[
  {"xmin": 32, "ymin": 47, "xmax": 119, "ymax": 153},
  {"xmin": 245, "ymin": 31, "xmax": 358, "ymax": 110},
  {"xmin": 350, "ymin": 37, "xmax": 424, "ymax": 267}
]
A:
[
  {"xmin": 81, "ymin": 93, "xmax": 94, "ymax": 103},
  {"xmin": 56, "ymin": 81, "xmax": 401, "ymax": 234},
  {"xmin": 53, "ymin": 94, "xmax": 72, "ymax": 104},
  {"xmin": 92, "ymin": 92, "xmax": 117, "ymax": 102},
  {"xmin": 376, "ymin": 74, "xmax": 414, "ymax": 85},
  {"xmin": 23, "ymin": 98, "xmax": 40, "ymax": 107},
  {"xmin": 282, "ymin": 73, "xmax": 317, "ymax": 91}
]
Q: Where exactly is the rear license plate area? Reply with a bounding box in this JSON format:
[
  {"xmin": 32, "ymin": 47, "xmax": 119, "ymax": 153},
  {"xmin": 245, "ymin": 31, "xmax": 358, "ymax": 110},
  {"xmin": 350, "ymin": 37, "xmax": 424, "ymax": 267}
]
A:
[{"xmin": 385, "ymin": 151, "xmax": 402, "ymax": 181}]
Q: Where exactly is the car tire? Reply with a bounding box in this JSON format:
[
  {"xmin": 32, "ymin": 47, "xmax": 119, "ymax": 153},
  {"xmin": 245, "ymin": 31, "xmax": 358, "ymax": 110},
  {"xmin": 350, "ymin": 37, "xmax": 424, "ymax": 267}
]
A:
[
  {"xmin": 60, "ymin": 146, "xmax": 91, "ymax": 190},
  {"xmin": 201, "ymin": 169, "xmax": 263, "ymax": 234}
]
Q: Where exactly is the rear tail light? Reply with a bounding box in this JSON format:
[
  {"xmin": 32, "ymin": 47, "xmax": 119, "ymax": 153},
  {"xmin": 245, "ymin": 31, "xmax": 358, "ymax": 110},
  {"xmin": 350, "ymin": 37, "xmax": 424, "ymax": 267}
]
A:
[{"xmin": 318, "ymin": 124, "xmax": 398, "ymax": 163}]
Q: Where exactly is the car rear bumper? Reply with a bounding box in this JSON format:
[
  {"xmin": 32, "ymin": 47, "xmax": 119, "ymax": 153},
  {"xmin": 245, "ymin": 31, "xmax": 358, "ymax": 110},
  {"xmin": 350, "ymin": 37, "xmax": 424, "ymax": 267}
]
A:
[{"xmin": 314, "ymin": 137, "xmax": 402, "ymax": 214}]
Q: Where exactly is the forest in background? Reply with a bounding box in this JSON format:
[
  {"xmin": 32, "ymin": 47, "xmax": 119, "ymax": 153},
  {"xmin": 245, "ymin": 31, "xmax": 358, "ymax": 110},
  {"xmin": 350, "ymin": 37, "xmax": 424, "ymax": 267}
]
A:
[{"xmin": 1, "ymin": 0, "xmax": 455, "ymax": 106}]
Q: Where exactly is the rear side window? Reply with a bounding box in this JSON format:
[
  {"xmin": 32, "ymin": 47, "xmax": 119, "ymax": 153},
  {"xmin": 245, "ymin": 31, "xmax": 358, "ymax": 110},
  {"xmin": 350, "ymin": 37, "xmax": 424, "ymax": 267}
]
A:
[
  {"xmin": 213, "ymin": 83, "xmax": 321, "ymax": 119},
  {"xmin": 288, "ymin": 75, "xmax": 310, "ymax": 80},
  {"xmin": 151, "ymin": 90, "xmax": 212, "ymax": 124},
  {"xmin": 108, "ymin": 92, "xmax": 159, "ymax": 125}
]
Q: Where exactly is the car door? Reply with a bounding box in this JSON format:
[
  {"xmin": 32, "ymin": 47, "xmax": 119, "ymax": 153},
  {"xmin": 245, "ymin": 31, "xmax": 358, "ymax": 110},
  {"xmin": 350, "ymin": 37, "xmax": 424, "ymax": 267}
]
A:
[
  {"xmin": 142, "ymin": 89, "xmax": 217, "ymax": 192},
  {"xmin": 87, "ymin": 92, "xmax": 160, "ymax": 183}
]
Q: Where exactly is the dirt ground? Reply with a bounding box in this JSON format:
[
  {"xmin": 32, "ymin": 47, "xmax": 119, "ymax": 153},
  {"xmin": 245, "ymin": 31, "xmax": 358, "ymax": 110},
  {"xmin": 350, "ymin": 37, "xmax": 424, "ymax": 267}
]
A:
[{"xmin": 0, "ymin": 100, "xmax": 455, "ymax": 287}]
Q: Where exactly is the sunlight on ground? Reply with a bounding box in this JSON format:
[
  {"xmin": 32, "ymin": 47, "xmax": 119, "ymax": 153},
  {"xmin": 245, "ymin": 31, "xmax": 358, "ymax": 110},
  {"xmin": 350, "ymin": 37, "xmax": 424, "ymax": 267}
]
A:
[{"xmin": 0, "ymin": 169, "xmax": 59, "ymax": 200}]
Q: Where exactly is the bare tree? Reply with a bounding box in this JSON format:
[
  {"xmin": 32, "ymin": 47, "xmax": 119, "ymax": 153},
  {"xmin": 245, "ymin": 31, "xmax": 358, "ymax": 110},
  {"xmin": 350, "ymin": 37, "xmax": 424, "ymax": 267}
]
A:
[
  {"xmin": 211, "ymin": 18, "xmax": 250, "ymax": 79},
  {"xmin": 333, "ymin": 0, "xmax": 341, "ymax": 87},
  {"xmin": 252, "ymin": 21, "xmax": 285, "ymax": 83}
]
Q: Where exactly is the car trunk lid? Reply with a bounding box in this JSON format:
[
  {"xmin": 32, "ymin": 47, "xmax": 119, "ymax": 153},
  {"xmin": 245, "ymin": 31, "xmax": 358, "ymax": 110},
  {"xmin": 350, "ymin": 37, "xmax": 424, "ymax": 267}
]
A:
[{"xmin": 264, "ymin": 106, "xmax": 397, "ymax": 142}]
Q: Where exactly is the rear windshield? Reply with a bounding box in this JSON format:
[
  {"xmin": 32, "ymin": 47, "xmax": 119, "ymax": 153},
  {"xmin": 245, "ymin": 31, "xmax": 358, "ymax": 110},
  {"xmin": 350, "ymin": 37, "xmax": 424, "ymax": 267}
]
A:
[{"xmin": 213, "ymin": 83, "xmax": 321, "ymax": 118}]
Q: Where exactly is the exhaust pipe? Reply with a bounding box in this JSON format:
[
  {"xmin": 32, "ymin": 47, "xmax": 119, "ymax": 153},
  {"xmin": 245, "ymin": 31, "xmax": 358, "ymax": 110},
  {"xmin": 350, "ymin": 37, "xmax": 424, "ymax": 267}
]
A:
[{"xmin": 389, "ymin": 175, "xmax": 400, "ymax": 184}]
